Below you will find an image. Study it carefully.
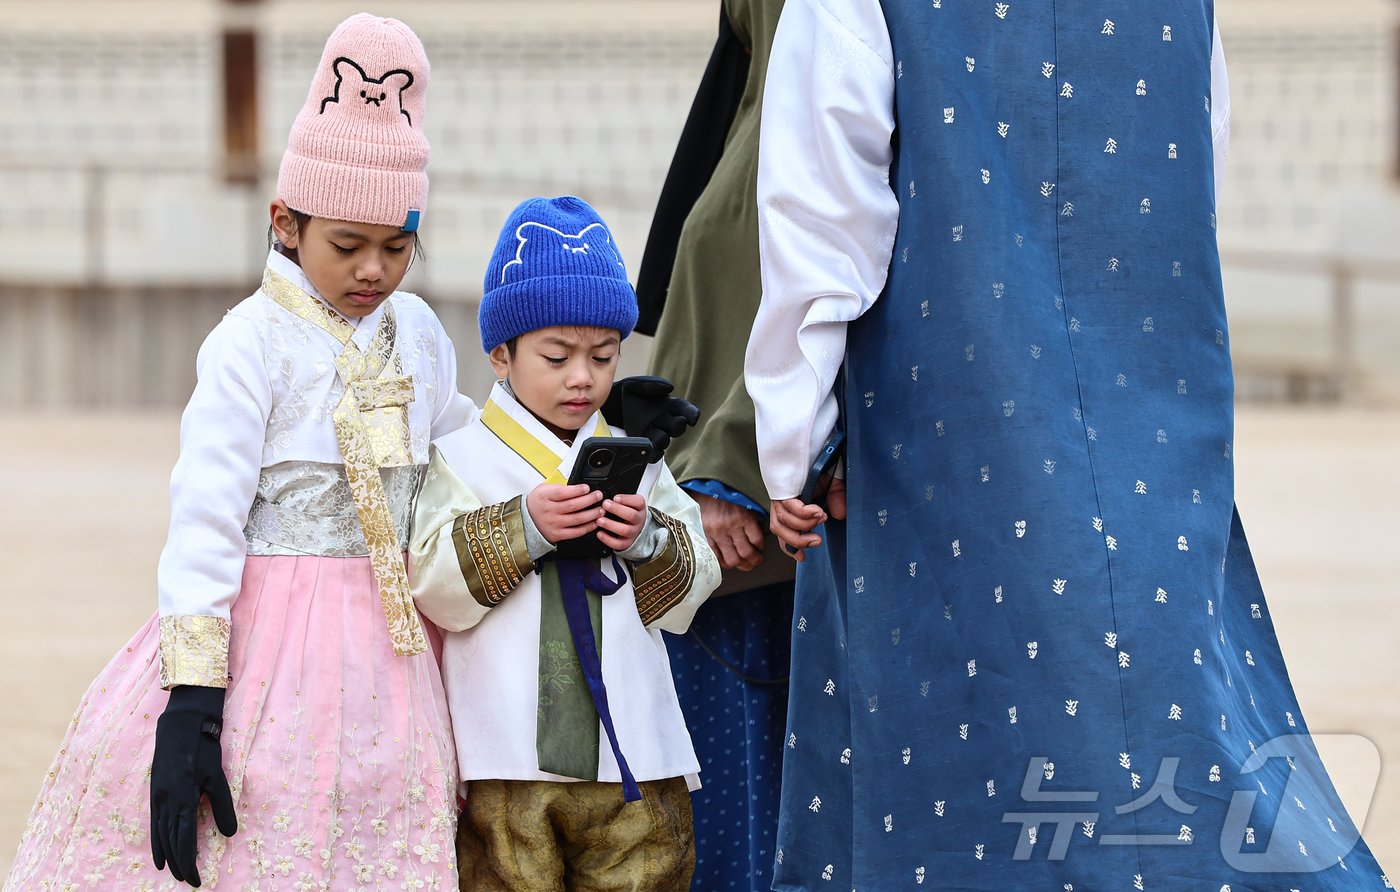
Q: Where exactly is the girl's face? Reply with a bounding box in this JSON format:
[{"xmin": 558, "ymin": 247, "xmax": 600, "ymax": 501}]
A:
[
  {"xmin": 270, "ymin": 201, "xmax": 415, "ymax": 319},
  {"xmin": 489, "ymin": 326, "xmax": 621, "ymax": 441}
]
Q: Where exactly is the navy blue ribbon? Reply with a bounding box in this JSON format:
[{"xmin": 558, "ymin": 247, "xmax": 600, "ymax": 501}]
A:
[{"xmin": 555, "ymin": 555, "xmax": 642, "ymax": 802}]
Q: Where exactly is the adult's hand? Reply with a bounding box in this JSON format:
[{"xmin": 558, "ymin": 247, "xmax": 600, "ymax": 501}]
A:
[
  {"xmin": 769, "ymin": 473, "xmax": 848, "ymax": 563},
  {"xmin": 825, "ymin": 477, "xmax": 848, "ymax": 521},
  {"xmin": 769, "ymin": 499, "xmax": 828, "ymax": 563},
  {"xmin": 699, "ymin": 497, "xmax": 766, "ymax": 571}
]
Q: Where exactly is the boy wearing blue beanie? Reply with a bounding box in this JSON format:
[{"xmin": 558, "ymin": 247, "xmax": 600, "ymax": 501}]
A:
[{"xmin": 410, "ymin": 196, "xmax": 720, "ymax": 890}]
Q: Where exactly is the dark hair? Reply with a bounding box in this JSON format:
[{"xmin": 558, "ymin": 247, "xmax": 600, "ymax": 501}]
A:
[{"xmin": 267, "ymin": 208, "xmax": 426, "ymax": 265}]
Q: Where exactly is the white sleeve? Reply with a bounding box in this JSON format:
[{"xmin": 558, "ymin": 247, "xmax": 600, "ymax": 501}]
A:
[
  {"xmin": 1211, "ymin": 21, "xmax": 1231, "ymax": 203},
  {"xmin": 157, "ymin": 315, "xmax": 271, "ymax": 623},
  {"xmin": 744, "ymin": 0, "xmax": 899, "ymax": 501},
  {"xmin": 429, "ymin": 321, "xmax": 481, "ymax": 440}
]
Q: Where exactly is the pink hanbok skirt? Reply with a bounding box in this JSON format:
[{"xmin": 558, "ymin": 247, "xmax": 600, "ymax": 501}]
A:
[{"xmin": 5, "ymin": 555, "xmax": 458, "ymax": 890}]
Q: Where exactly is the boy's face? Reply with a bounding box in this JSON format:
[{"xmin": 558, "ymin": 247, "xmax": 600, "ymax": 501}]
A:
[{"xmin": 490, "ymin": 326, "xmax": 621, "ymax": 440}]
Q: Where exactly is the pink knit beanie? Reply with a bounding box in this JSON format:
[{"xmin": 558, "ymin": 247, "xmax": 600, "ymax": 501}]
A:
[{"xmin": 277, "ymin": 14, "xmax": 430, "ymax": 232}]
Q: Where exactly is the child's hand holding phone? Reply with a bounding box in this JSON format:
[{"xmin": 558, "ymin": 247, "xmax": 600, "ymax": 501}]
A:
[
  {"xmin": 595, "ymin": 493, "xmax": 648, "ymax": 552},
  {"xmin": 527, "ymin": 483, "xmax": 605, "ymax": 544},
  {"xmin": 556, "ymin": 436, "xmax": 652, "ymax": 558}
]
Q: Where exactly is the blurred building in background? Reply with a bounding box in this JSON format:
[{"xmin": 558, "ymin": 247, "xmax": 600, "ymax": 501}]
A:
[{"xmin": 1, "ymin": 0, "xmax": 1397, "ymax": 408}]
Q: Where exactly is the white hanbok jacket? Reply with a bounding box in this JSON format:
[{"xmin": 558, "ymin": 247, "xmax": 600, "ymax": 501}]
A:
[
  {"xmin": 410, "ymin": 382, "xmax": 721, "ymax": 791},
  {"xmin": 156, "ymin": 249, "xmax": 476, "ymax": 687}
]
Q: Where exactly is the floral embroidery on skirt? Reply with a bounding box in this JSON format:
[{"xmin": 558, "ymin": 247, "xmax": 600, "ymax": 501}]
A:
[{"xmin": 5, "ymin": 555, "xmax": 458, "ymax": 890}]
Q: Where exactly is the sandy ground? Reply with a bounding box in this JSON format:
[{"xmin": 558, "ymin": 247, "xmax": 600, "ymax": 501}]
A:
[{"xmin": 1, "ymin": 408, "xmax": 1397, "ymax": 881}]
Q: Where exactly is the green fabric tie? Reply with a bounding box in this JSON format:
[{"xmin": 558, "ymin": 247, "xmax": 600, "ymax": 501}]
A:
[{"xmin": 536, "ymin": 560, "xmax": 603, "ymax": 780}]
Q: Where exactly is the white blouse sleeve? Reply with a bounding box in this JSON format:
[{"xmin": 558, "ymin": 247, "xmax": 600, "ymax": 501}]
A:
[
  {"xmin": 429, "ymin": 316, "xmax": 481, "ymax": 440},
  {"xmin": 746, "ymin": 5, "xmax": 1224, "ymax": 501},
  {"xmin": 1211, "ymin": 21, "xmax": 1231, "ymax": 202},
  {"xmin": 155, "ymin": 314, "xmax": 272, "ymax": 688},
  {"xmin": 744, "ymin": 0, "xmax": 899, "ymax": 501}
]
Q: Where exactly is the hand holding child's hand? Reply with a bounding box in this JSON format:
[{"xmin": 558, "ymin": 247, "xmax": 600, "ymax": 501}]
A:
[
  {"xmin": 596, "ymin": 493, "xmax": 647, "ymax": 552},
  {"xmin": 527, "ymin": 484, "xmax": 604, "ymax": 543}
]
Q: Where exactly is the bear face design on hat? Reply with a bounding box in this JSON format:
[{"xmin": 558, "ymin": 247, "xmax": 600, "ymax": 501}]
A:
[
  {"xmin": 277, "ymin": 14, "xmax": 430, "ymax": 232},
  {"xmin": 499, "ymin": 221, "xmax": 626, "ymax": 286},
  {"xmin": 320, "ymin": 57, "xmax": 415, "ymax": 124},
  {"xmin": 479, "ymin": 196, "xmax": 640, "ymax": 352}
]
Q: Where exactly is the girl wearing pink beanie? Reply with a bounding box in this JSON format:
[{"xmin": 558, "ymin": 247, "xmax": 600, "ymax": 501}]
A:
[
  {"xmin": 4, "ymin": 15, "xmax": 465, "ymax": 888},
  {"xmin": 5, "ymin": 12, "xmax": 701, "ymax": 887}
]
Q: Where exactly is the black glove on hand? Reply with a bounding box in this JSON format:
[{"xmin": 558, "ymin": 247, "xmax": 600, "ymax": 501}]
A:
[
  {"xmin": 602, "ymin": 376, "xmax": 701, "ymax": 462},
  {"xmin": 151, "ymin": 684, "xmax": 237, "ymax": 887}
]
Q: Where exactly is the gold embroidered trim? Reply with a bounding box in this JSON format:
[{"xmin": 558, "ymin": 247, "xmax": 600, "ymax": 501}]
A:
[
  {"xmin": 352, "ymin": 375, "xmax": 415, "ymax": 410},
  {"xmin": 631, "ymin": 509, "xmax": 696, "ymax": 626},
  {"xmin": 354, "ymin": 375, "xmax": 417, "ymax": 468},
  {"xmin": 158, "ymin": 615, "xmax": 231, "ymax": 690},
  {"xmin": 261, "ymin": 267, "xmax": 357, "ymax": 338},
  {"xmin": 262, "ymin": 267, "xmax": 427, "ymax": 656},
  {"xmin": 450, "ymin": 496, "xmax": 533, "ymax": 609},
  {"xmin": 480, "ymin": 398, "xmax": 611, "ymax": 484}
]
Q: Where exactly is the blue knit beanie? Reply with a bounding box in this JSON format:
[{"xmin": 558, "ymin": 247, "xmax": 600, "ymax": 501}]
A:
[{"xmin": 479, "ymin": 196, "xmax": 639, "ymax": 352}]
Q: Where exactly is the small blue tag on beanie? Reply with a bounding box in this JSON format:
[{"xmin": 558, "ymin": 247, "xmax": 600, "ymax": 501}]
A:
[{"xmin": 401, "ymin": 208, "xmax": 421, "ymax": 232}]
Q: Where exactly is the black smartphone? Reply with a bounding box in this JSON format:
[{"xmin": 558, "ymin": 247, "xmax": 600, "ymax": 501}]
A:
[
  {"xmin": 555, "ymin": 436, "xmax": 653, "ymax": 558},
  {"xmin": 785, "ymin": 430, "xmax": 846, "ymax": 556},
  {"xmin": 800, "ymin": 430, "xmax": 846, "ymax": 507}
]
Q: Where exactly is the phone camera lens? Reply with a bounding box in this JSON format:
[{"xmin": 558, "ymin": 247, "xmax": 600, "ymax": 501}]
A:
[{"xmin": 588, "ymin": 449, "xmax": 614, "ymax": 470}]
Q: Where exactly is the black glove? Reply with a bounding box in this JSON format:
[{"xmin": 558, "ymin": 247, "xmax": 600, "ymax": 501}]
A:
[
  {"xmin": 151, "ymin": 684, "xmax": 238, "ymax": 887},
  {"xmin": 602, "ymin": 376, "xmax": 701, "ymax": 461}
]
